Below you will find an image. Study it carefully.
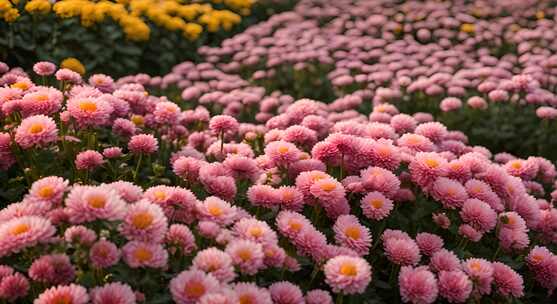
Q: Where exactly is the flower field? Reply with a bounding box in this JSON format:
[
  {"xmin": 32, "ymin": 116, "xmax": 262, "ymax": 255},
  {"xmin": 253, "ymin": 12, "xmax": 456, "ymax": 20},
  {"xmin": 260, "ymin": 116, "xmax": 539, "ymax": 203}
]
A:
[{"xmin": 0, "ymin": 0, "xmax": 557, "ymax": 303}]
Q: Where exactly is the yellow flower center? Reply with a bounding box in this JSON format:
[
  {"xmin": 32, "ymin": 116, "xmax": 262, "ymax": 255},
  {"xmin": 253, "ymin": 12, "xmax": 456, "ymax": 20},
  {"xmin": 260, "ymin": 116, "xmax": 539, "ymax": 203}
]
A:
[
  {"xmin": 184, "ymin": 281, "xmax": 205, "ymax": 298},
  {"xmin": 131, "ymin": 212, "xmax": 154, "ymax": 229},
  {"xmin": 9, "ymin": 223, "xmax": 30, "ymax": 236},
  {"xmin": 370, "ymin": 199, "xmax": 384, "ymax": 209},
  {"xmin": 239, "ymin": 295, "xmax": 254, "ymax": 304},
  {"xmin": 38, "ymin": 186, "xmax": 54, "ymax": 198},
  {"xmin": 11, "ymin": 82, "xmax": 29, "ymax": 90},
  {"xmin": 424, "ymin": 158, "xmax": 439, "ymax": 168},
  {"xmin": 345, "ymin": 226, "xmax": 361, "ymax": 240},
  {"xmin": 153, "ymin": 190, "xmax": 166, "ymax": 201},
  {"xmin": 134, "ymin": 247, "xmax": 152, "ymax": 262},
  {"xmin": 288, "ymin": 220, "xmax": 302, "ymax": 232},
  {"xmin": 282, "ymin": 191, "xmax": 294, "ymax": 202},
  {"xmin": 319, "ymin": 182, "xmax": 336, "ymax": 192},
  {"xmin": 470, "ymin": 261, "xmax": 481, "ymax": 272},
  {"xmin": 248, "ymin": 226, "xmax": 263, "ymax": 238},
  {"xmin": 51, "ymin": 294, "xmax": 72, "ymax": 304},
  {"xmin": 237, "ymin": 248, "xmax": 252, "ymax": 261},
  {"xmin": 35, "ymin": 94, "xmax": 48, "ymax": 102},
  {"xmin": 278, "ymin": 146, "xmax": 289, "ymax": 154},
  {"xmin": 310, "ymin": 172, "xmax": 327, "ymax": 182},
  {"xmin": 510, "ymin": 161, "xmax": 522, "ymax": 170},
  {"xmin": 207, "ymin": 205, "xmax": 223, "ymax": 217},
  {"xmin": 131, "ymin": 115, "xmax": 145, "ymax": 126},
  {"xmin": 376, "ymin": 145, "xmax": 392, "ymax": 157},
  {"xmin": 79, "ymin": 100, "xmax": 97, "ymax": 113},
  {"xmin": 532, "ymin": 254, "xmax": 544, "ymax": 262},
  {"xmin": 29, "ymin": 123, "xmax": 44, "ymax": 134},
  {"xmin": 446, "ymin": 188, "xmax": 456, "ymax": 196},
  {"xmin": 340, "ymin": 262, "xmax": 358, "ymax": 276},
  {"xmin": 88, "ymin": 194, "xmax": 106, "ymax": 209},
  {"xmin": 406, "ymin": 135, "xmax": 422, "ymax": 145}
]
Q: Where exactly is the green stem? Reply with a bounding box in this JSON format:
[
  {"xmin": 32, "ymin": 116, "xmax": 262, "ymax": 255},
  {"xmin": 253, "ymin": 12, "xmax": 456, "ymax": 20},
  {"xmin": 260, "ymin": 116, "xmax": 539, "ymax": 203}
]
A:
[
  {"xmin": 336, "ymin": 294, "xmax": 344, "ymax": 304},
  {"xmin": 220, "ymin": 130, "xmax": 224, "ymax": 155},
  {"xmin": 133, "ymin": 153, "xmax": 143, "ymax": 183}
]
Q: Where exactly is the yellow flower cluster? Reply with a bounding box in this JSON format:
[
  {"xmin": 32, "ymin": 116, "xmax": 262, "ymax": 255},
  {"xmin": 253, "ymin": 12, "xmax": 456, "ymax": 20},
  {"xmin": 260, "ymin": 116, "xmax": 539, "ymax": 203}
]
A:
[
  {"xmin": 0, "ymin": 0, "xmax": 19, "ymax": 23},
  {"xmin": 2, "ymin": 0, "xmax": 249, "ymax": 41}
]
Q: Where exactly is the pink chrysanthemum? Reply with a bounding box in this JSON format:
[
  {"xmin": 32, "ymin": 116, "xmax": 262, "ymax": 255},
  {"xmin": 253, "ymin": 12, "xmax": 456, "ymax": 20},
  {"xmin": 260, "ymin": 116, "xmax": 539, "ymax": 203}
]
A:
[
  {"xmin": 399, "ymin": 266, "xmax": 438, "ymax": 304},
  {"xmin": 166, "ymin": 224, "xmax": 197, "ymax": 255},
  {"xmin": 458, "ymin": 224, "xmax": 483, "ymax": 242},
  {"xmin": 119, "ymin": 200, "xmax": 168, "ymax": 243},
  {"xmin": 333, "ymin": 214, "xmax": 372, "ymax": 256},
  {"xmin": 431, "ymin": 177, "xmax": 468, "ymax": 209},
  {"xmin": 233, "ymin": 218, "xmax": 278, "ymax": 246},
  {"xmin": 108, "ymin": 181, "xmax": 143, "ymax": 203},
  {"xmin": 154, "ymin": 101, "xmax": 180, "ymax": 125},
  {"xmin": 324, "ymin": 255, "xmax": 372, "ymax": 294},
  {"xmin": 122, "ymin": 241, "xmax": 168, "ymax": 269},
  {"xmin": 430, "ymin": 249, "xmax": 461, "ymax": 273},
  {"xmin": 103, "ymin": 147, "xmax": 123, "ymax": 158},
  {"xmin": 265, "ymin": 140, "xmax": 301, "ymax": 167},
  {"xmin": 33, "ymin": 61, "xmax": 56, "ymax": 76},
  {"xmin": 492, "ymin": 262, "xmax": 524, "ymax": 298},
  {"xmin": 305, "ymin": 289, "xmax": 333, "ymax": 304},
  {"xmin": 464, "ymin": 179, "xmax": 504, "ymax": 212},
  {"xmin": 0, "ymin": 216, "xmax": 56, "ymax": 258},
  {"xmin": 409, "ymin": 152, "xmax": 448, "ymax": 189},
  {"xmin": 128, "ymin": 134, "xmax": 159, "ymax": 154},
  {"xmin": 415, "ymin": 233, "xmax": 444, "ymax": 256},
  {"xmin": 89, "ymin": 240, "xmax": 121, "ymax": 268},
  {"xmin": 234, "ymin": 282, "xmax": 273, "ymax": 304},
  {"xmin": 28, "ymin": 176, "xmax": 69, "ymax": 206},
  {"xmin": 65, "ymin": 185, "xmax": 126, "ymax": 223},
  {"xmin": 192, "ymin": 247, "xmax": 235, "ymax": 283},
  {"xmin": 526, "ymin": 246, "xmax": 557, "ymax": 293},
  {"xmin": 459, "ymin": 199, "xmax": 497, "ymax": 232},
  {"xmin": 196, "ymin": 196, "xmax": 237, "ymax": 226},
  {"xmin": 74, "ymin": 150, "xmax": 104, "ymax": 170},
  {"xmin": 384, "ymin": 238, "xmax": 421, "ymax": 266},
  {"xmin": 462, "ymin": 258, "xmax": 493, "ymax": 296},
  {"xmin": 438, "ymin": 270, "xmax": 472, "ymax": 303},
  {"xmin": 275, "ymin": 186, "xmax": 304, "ymax": 211},
  {"xmin": 14, "ymin": 115, "xmax": 58, "ymax": 149},
  {"xmin": 34, "ymin": 284, "xmax": 89, "ymax": 304},
  {"xmin": 170, "ymin": 270, "xmax": 220, "ymax": 304},
  {"xmin": 20, "ymin": 88, "xmax": 63, "ymax": 117},
  {"xmin": 64, "ymin": 225, "xmax": 97, "ymax": 246},
  {"xmin": 89, "ymin": 74, "xmax": 115, "ymax": 93},
  {"xmin": 275, "ymin": 211, "xmax": 312, "ymax": 240},
  {"xmin": 90, "ymin": 282, "xmax": 136, "ymax": 304},
  {"xmin": 360, "ymin": 166, "xmax": 401, "ymax": 198},
  {"xmin": 398, "ymin": 133, "xmax": 436, "ymax": 152},
  {"xmin": 0, "ymin": 272, "xmax": 29, "ymax": 302},
  {"xmin": 209, "ymin": 115, "xmax": 239, "ymax": 135},
  {"xmin": 28, "ymin": 254, "xmax": 75, "ymax": 285},
  {"xmin": 360, "ymin": 191, "xmax": 394, "ymax": 221},
  {"xmin": 269, "ymin": 281, "xmax": 304, "ymax": 304},
  {"xmin": 223, "ymin": 154, "xmax": 261, "ymax": 182},
  {"xmin": 225, "ymin": 239, "xmax": 264, "ymax": 275},
  {"xmin": 67, "ymin": 96, "xmax": 113, "ymax": 127}
]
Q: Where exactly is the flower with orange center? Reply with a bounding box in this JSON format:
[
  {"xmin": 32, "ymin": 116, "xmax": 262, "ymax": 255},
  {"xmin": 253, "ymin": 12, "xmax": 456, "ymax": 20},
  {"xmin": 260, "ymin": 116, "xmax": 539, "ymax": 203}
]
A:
[
  {"xmin": 340, "ymin": 262, "xmax": 358, "ymax": 276},
  {"xmin": 79, "ymin": 100, "xmax": 97, "ymax": 113},
  {"xmin": 237, "ymin": 248, "xmax": 252, "ymax": 261},
  {"xmin": 369, "ymin": 198, "xmax": 384, "ymax": 209},
  {"xmin": 248, "ymin": 226, "xmax": 263, "ymax": 238},
  {"xmin": 310, "ymin": 171, "xmax": 327, "ymax": 182},
  {"xmin": 424, "ymin": 158, "xmax": 439, "ymax": 168},
  {"xmin": 288, "ymin": 219, "xmax": 302, "ymax": 233},
  {"xmin": 344, "ymin": 226, "xmax": 361, "ymax": 240},
  {"xmin": 469, "ymin": 261, "xmax": 481, "ymax": 272},
  {"xmin": 88, "ymin": 195, "xmax": 107, "ymax": 209},
  {"xmin": 131, "ymin": 115, "xmax": 145, "ymax": 126},
  {"xmin": 278, "ymin": 145, "xmax": 290, "ymax": 154},
  {"xmin": 134, "ymin": 247, "xmax": 153, "ymax": 263},
  {"xmin": 239, "ymin": 294, "xmax": 254, "ymax": 304},
  {"xmin": 131, "ymin": 212, "xmax": 154, "ymax": 230},
  {"xmin": 11, "ymin": 82, "xmax": 30, "ymax": 91},
  {"xmin": 38, "ymin": 185, "xmax": 54, "ymax": 199},
  {"xmin": 51, "ymin": 294, "xmax": 72, "ymax": 304},
  {"xmin": 28, "ymin": 123, "xmax": 45, "ymax": 134},
  {"xmin": 207, "ymin": 204, "xmax": 223, "ymax": 217},
  {"xmin": 184, "ymin": 281, "xmax": 206, "ymax": 299},
  {"xmin": 510, "ymin": 160, "xmax": 522, "ymax": 170},
  {"xmin": 153, "ymin": 190, "xmax": 167, "ymax": 202},
  {"xmin": 35, "ymin": 94, "xmax": 48, "ymax": 102},
  {"xmin": 9, "ymin": 223, "xmax": 30, "ymax": 236},
  {"xmin": 319, "ymin": 181, "xmax": 337, "ymax": 192}
]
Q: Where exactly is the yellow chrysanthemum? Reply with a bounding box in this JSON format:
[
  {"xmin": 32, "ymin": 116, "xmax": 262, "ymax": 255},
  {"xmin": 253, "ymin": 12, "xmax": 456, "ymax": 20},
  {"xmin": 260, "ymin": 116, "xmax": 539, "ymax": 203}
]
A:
[
  {"xmin": 61, "ymin": 57, "xmax": 86, "ymax": 75},
  {"xmin": 24, "ymin": 0, "xmax": 52, "ymax": 15},
  {"xmin": 3, "ymin": 8, "xmax": 19, "ymax": 23}
]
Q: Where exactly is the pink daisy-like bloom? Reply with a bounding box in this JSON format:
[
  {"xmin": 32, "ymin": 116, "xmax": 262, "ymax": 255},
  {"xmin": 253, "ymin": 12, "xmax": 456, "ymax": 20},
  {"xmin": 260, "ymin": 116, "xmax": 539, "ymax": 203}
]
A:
[
  {"xmin": 234, "ymin": 282, "xmax": 273, "ymax": 304},
  {"xmin": 305, "ymin": 289, "xmax": 333, "ymax": 304},
  {"xmin": 459, "ymin": 199, "xmax": 497, "ymax": 232},
  {"xmin": 409, "ymin": 152, "xmax": 448, "ymax": 189},
  {"xmin": 467, "ymin": 96, "xmax": 487, "ymax": 110},
  {"xmin": 170, "ymin": 270, "xmax": 220, "ymax": 304},
  {"xmin": 265, "ymin": 140, "xmax": 301, "ymax": 168},
  {"xmin": 498, "ymin": 227, "xmax": 529, "ymax": 251},
  {"xmin": 90, "ymin": 282, "xmax": 136, "ymax": 304},
  {"xmin": 458, "ymin": 224, "xmax": 483, "ymax": 242},
  {"xmin": 233, "ymin": 218, "xmax": 278, "ymax": 246},
  {"xmin": 27, "ymin": 176, "xmax": 69, "ymax": 206},
  {"xmin": 119, "ymin": 200, "xmax": 168, "ymax": 243},
  {"xmin": 33, "ymin": 61, "xmax": 56, "ymax": 76},
  {"xmin": 431, "ymin": 177, "xmax": 468, "ymax": 209},
  {"xmin": 225, "ymin": 239, "xmax": 264, "ymax": 275},
  {"xmin": 295, "ymin": 170, "xmax": 330, "ymax": 199},
  {"xmin": 154, "ymin": 101, "xmax": 180, "ymax": 125},
  {"xmin": 103, "ymin": 147, "xmax": 123, "ymax": 158},
  {"xmin": 33, "ymin": 284, "xmax": 89, "ymax": 304},
  {"xmin": 64, "ymin": 225, "xmax": 97, "ymax": 246},
  {"xmin": 360, "ymin": 166, "xmax": 401, "ymax": 198},
  {"xmin": 492, "ymin": 262, "xmax": 524, "ymax": 298},
  {"xmin": 108, "ymin": 181, "xmax": 143, "ymax": 203},
  {"xmin": 20, "ymin": 88, "xmax": 63, "ymax": 117},
  {"xmin": 128, "ymin": 134, "xmax": 159, "ymax": 154},
  {"xmin": 360, "ymin": 191, "xmax": 394, "ymax": 221},
  {"xmin": 464, "ymin": 179, "xmax": 504, "ymax": 212},
  {"xmin": 275, "ymin": 211, "xmax": 312, "ymax": 240},
  {"xmin": 430, "ymin": 249, "xmax": 461, "ymax": 273},
  {"xmin": 172, "ymin": 156, "xmax": 202, "ymax": 183},
  {"xmin": 14, "ymin": 115, "xmax": 58, "ymax": 149},
  {"xmin": 384, "ymin": 237, "xmax": 421, "ymax": 266},
  {"xmin": 0, "ymin": 272, "xmax": 29, "ymax": 302},
  {"xmin": 462, "ymin": 258, "xmax": 493, "ymax": 296},
  {"xmin": 504, "ymin": 158, "xmax": 538, "ymax": 180},
  {"xmin": 438, "ymin": 270, "xmax": 472, "ymax": 303},
  {"xmin": 28, "ymin": 254, "xmax": 75, "ymax": 285},
  {"xmin": 89, "ymin": 240, "xmax": 121, "ymax": 268},
  {"xmin": 432, "ymin": 212, "xmax": 451, "ymax": 229},
  {"xmin": 197, "ymin": 289, "xmax": 238, "ymax": 304},
  {"xmin": 440, "ymin": 97, "xmax": 462, "ymax": 112},
  {"xmin": 0, "ymin": 200, "xmax": 50, "ymax": 222},
  {"xmin": 526, "ymin": 246, "xmax": 557, "ymax": 293},
  {"xmin": 192, "ymin": 247, "xmax": 235, "ymax": 283},
  {"xmin": 399, "ymin": 266, "xmax": 438, "ymax": 304},
  {"xmin": 223, "ymin": 154, "xmax": 261, "ymax": 182},
  {"xmin": 122, "ymin": 241, "xmax": 168, "ymax": 269},
  {"xmin": 112, "ymin": 118, "xmax": 137, "ymax": 137},
  {"xmin": 276, "ymin": 186, "xmax": 304, "ymax": 211},
  {"xmin": 74, "ymin": 150, "xmax": 104, "ymax": 170},
  {"xmin": 197, "ymin": 221, "xmax": 221, "ymax": 239},
  {"xmin": 65, "ymin": 185, "xmax": 126, "ymax": 223},
  {"xmin": 333, "ymin": 214, "xmax": 372, "ymax": 256},
  {"xmin": 309, "ymin": 177, "xmax": 346, "ymax": 203},
  {"xmin": 414, "ymin": 122, "xmax": 447, "ymax": 143},
  {"xmin": 88, "ymin": 74, "xmax": 115, "ymax": 93},
  {"xmin": 55, "ymin": 68, "xmax": 82, "ymax": 83},
  {"xmin": 196, "ymin": 196, "xmax": 237, "ymax": 226},
  {"xmin": 269, "ymin": 281, "xmax": 304, "ymax": 304},
  {"xmin": 398, "ymin": 133, "xmax": 436, "ymax": 152},
  {"xmin": 209, "ymin": 115, "xmax": 239, "ymax": 135},
  {"xmin": 324, "ymin": 255, "xmax": 372, "ymax": 294},
  {"xmin": 166, "ymin": 224, "xmax": 197, "ymax": 255},
  {"xmin": 67, "ymin": 96, "xmax": 113, "ymax": 127},
  {"xmin": 415, "ymin": 233, "xmax": 444, "ymax": 256},
  {"xmin": 0, "ymin": 216, "xmax": 56, "ymax": 258}
]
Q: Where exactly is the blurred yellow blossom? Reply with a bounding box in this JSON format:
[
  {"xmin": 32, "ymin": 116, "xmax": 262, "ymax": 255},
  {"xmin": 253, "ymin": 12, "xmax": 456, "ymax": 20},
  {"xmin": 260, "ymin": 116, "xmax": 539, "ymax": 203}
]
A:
[{"xmin": 61, "ymin": 57, "xmax": 86, "ymax": 75}]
